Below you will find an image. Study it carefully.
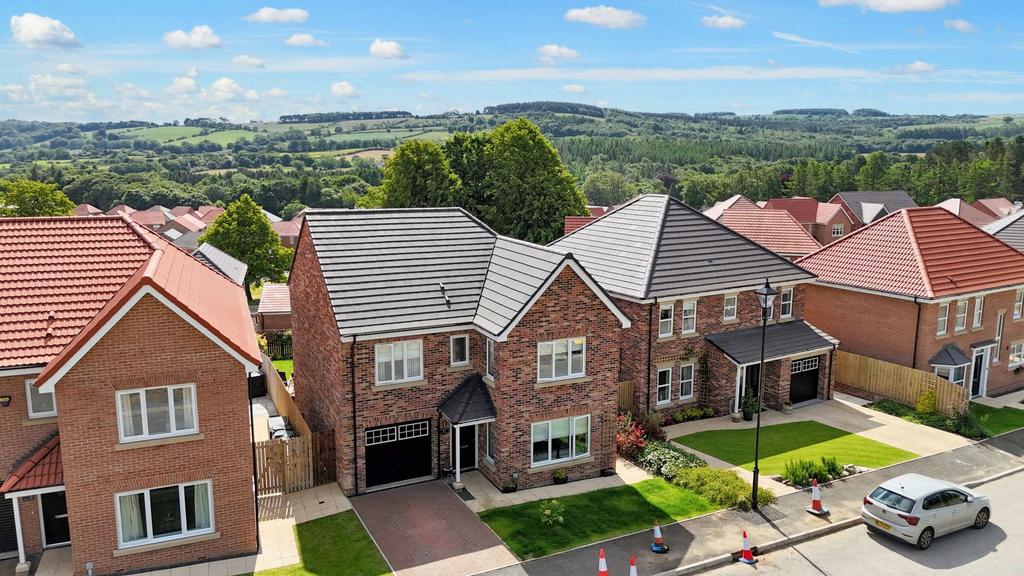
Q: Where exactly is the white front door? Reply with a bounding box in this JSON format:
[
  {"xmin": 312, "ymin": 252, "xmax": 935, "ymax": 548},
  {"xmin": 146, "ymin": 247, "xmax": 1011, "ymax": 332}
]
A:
[{"xmin": 970, "ymin": 347, "xmax": 990, "ymax": 398}]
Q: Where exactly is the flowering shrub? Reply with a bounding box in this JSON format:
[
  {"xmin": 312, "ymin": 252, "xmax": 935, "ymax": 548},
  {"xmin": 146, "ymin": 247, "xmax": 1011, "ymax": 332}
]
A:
[
  {"xmin": 539, "ymin": 499, "xmax": 566, "ymax": 528},
  {"xmin": 616, "ymin": 412, "xmax": 646, "ymax": 458},
  {"xmin": 636, "ymin": 440, "xmax": 706, "ymax": 478}
]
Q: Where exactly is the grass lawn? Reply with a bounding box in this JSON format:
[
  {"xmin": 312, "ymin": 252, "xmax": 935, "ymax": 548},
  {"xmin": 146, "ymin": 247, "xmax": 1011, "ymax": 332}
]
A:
[
  {"xmin": 273, "ymin": 359, "xmax": 294, "ymax": 380},
  {"xmin": 970, "ymin": 403, "xmax": 1024, "ymax": 436},
  {"xmin": 255, "ymin": 511, "xmax": 391, "ymax": 576},
  {"xmin": 479, "ymin": 478, "xmax": 717, "ymax": 560},
  {"xmin": 673, "ymin": 421, "xmax": 917, "ymax": 475}
]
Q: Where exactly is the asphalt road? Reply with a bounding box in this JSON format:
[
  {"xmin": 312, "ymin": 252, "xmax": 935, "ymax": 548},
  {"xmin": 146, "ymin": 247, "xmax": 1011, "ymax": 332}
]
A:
[{"xmin": 704, "ymin": 469, "xmax": 1022, "ymax": 576}]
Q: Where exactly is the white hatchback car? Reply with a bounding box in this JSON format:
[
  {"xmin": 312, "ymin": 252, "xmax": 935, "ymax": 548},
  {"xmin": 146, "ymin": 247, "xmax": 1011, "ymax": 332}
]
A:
[{"xmin": 860, "ymin": 473, "xmax": 990, "ymax": 550}]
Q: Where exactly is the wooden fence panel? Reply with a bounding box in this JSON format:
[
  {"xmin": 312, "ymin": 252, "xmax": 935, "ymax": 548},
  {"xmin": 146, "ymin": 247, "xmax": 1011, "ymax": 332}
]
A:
[
  {"xmin": 617, "ymin": 380, "xmax": 634, "ymax": 412},
  {"xmin": 261, "ymin": 353, "xmax": 311, "ymax": 437},
  {"xmin": 834, "ymin": 351, "xmax": 968, "ymax": 416},
  {"xmin": 255, "ymin": 430, "xmax": 336, "ymax": 495}
]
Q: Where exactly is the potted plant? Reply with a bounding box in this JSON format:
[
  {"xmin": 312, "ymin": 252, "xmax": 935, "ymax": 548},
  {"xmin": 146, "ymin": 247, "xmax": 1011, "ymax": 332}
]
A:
[
  {"xmin": 553, "ymin": 469, "xmax": 568, "ymax": 485},
  {"xmin": 741, "ymin": 394, "xmax": 757, "ymax": 422},
  {"xmin": 501, "ymin": 478, "xmax": 518, "ymax": 494},
  {"xmin": 782, "ymin": 401, "xmax": 793, "ymax": 415},
  {"xmin": 731, "ymin": 410, "xmax": 743, "ymax": 423}
]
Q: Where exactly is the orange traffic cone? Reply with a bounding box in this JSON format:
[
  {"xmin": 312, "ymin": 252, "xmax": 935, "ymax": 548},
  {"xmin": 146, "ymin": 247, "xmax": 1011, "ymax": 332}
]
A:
[
  {"xmin": 628, "ymin": 554, "xmax": 638, "ymax": 576},
  {"xmin": 738, "ymin": 530, "xmax": 757, "ymax": 565},
  {"xmin": 650, "ymin": 520, "xmax": 669, "ymax": 553},
  {"xmin": 806, "ymin": 478, "xmax": 830, "ymax": 516},
  {"xmin": 597, "ymin": 548, "xmax": 609, "ymax": 576}
]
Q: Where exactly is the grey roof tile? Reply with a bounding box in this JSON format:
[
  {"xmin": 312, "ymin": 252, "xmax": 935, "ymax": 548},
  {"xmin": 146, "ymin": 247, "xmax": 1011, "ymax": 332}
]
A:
[
  {"xmin": 706, "ymin": 320, "xmax": 836, "ymax": 365},
  {"xmin": 929, "ymin": 343, "xmax": 970, "ymax": 366},
  {"xmin": 193, "ymin": 242, "xmax": 248, "ymax": 286},
  {"xmin": 984, "ymin": 209, "xmax": 1024, "ymax": 252},
  {"xmin": 832, "ymin": 191, "xmax": 917, "ymax": 224},
  {"xmin": 438, "ymin": 373, "xmax": 496, "ymax": 424}
]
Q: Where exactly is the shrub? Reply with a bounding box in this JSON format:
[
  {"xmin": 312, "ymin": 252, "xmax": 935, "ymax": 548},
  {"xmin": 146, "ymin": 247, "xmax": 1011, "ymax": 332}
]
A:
[
  {"xmin": 781, "ymin": 456, "xmax": 843, "ymax": 487},
  {"xmin": 636, "ymin": 440, "xmax": 706, "ymax": 478},
  {"xmin": 639, "ymin": 412, "xmax": 667, "ymax": 441},
  {"xmin": 951, "ymin": 408, "xmax": 989, "ymax": 439},
  {"xmin": 871, "ymin": 400, "xmax": 990, "ymax": 440},
  {"xmin": 821, "ymin": 456, "xmax": 843, "ymax": 479},
  {"xmin": 915, "ymin": 390, "xmax": 937, "ymax": 414},
  {"xmin": 616, "ymin": 413, "xmax": 646, "ymax": 458},
  {"xmin": 672, "ymin": 410, "xmax": 686, "ymax": 424},
  {"xmin": 538, "ymin": 499, "xmax": 565, "ymax": 528},
  {"xmin": 671, "ymin": 467, "xmax": 775, "ymax": 511}
]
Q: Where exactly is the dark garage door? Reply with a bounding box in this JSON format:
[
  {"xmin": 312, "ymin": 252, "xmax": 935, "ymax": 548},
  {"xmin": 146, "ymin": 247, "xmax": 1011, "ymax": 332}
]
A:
[
  {"xmin": 0, "ymin": 496, "xmax": 17, "ymax": 557},
  {"xmin": 365, "ymin": 420, "xmax": 432, "ymax": 488},
  {"xmin": 790, "ymin": 357, "xmax": 820, "ymax": 404}
]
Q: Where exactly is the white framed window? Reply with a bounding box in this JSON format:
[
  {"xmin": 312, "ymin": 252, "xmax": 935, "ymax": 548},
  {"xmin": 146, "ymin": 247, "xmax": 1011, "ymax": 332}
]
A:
[
  {"xmin": 658, "ymin": 304, "xmax": 674, "ymax": 337},
  {"xmin": 656, "ymin": 368, "xmax": 672, "ymax": 405},
  {"xmin": 995, "ymin": 312, "xmax": 1005, "ymax": 362},
  {"xmin": 934, "ymin": 365, "xmax": 967, "ymax": 387},
  {"xmin": 681, "ymin": 300, "xmax": 697, "ymax": 334},
  {"xmin": 117, "ymin": 384, "xmax": 197, "ymax": 443},
  {"xmin": 531, "ymin": 415, "xmax": 589, "ymax": 466},
  {"xmin": 832, "ymin": 224, "xmax": 844, "ymax": 237},
  {"xmin": 780, "ymin": 288, "xmax": 794, "ymax": 319},
  {"xmin": 486, "ymin": 338, "xmax": 495, "ymax": 379},
  {"xmin": 791, "ymin": 357, "xmax": 819, "ymax": 373},
  {"xmin": 116, "ymin": 480, "xmax": 213, "ymax": 549},
  {"xmin": 1010, "ymin": 343, "xmax": 1024, "ymax": 368},
  {"xmin": 450, "ymin": 335, "xmax": 469, "ymax": 367},
  {"xmin": 25, "ymin": 379, "xmax": 56, "ymax": 419},
  {"xmin": 537, "ymin": 337, "xmax": 586, "ymax": 382},
  {"xmin": 973, "ymin": 298, "xmax": 984, "ymax": 328},
  {"xmin": 486, "ymin": 422, "xmax": 495, "ymax": 463},
  {"xmin": 723, "ymin": 295, "xmax": 737, "ymax": 321},
  {"xmin": 375, "ymin": 340, "xmax": 423, "ymax": 384},
  {"xmin": 937, "ymin": 303, "xmax": 949, "ymax": 336},
  {"xmin": 680, "ymin": 364, "xmax": 695, "ymax": 400},
  {"xmin": 954, "ymin": 300, "xmax": 968, "ymax": 332},
  {"xmin": 1015, "ymin": 290, "xmax": 1024, "ymax": 320}
]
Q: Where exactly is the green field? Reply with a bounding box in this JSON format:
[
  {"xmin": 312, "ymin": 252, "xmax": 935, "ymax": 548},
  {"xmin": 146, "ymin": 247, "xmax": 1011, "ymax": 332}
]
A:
[
  {"xmin": 111, "ymin": 126, "xmax": 204, "ymax": 142},
  {"xmin": 180, "ymin": 130, "xmax": 257, "ymax": 145}
]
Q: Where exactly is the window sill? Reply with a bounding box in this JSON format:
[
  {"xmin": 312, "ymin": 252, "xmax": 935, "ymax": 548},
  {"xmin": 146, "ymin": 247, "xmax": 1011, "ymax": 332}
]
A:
[
  {"xmin": 447, "ymin": 364, "xmax": 472, "ymax": 373},
  {"xmin": 116, "ymin": 433, "xmax": 204, "ymax": 451},
  {"xmin": 535, "ymin": 376, "xmax": 594, "ymax": 389},
  {"xmin": 113, "ymin": 531, "xmax": 219, "ymax": 557},
  {"xmin": 24, "ymin": 416, "xmax": 58, "ymax": 427},
  {"xmin": 657, "ymin": 335, "xmax": 677, "ymax": 343},
  {"xmin": 679, "ymin": 332, "xmax": 700, "ymax": 340},
  {"xmin": 373, "ymin": 379, "xmax": 427, "ymax": 390},
  {"xmin": 721, "ymin": 318, "xmax": 738, "ymax": 325},
  {"xmin": 527, "ymin": 455, "xmax": 594, "ymax": 474}
]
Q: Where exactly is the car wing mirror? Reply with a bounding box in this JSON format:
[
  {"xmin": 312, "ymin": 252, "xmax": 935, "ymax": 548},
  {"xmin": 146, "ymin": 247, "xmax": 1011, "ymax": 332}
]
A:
[{"xmin": 966, "ymin": 496, "xmax": 975, "ymax": 503}]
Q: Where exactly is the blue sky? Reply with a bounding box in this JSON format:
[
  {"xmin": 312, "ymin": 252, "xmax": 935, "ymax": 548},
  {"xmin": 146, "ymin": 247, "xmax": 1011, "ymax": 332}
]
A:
[{"xmin": 1, "ymin": 0, "xmax": 1022, "ymax": 121}]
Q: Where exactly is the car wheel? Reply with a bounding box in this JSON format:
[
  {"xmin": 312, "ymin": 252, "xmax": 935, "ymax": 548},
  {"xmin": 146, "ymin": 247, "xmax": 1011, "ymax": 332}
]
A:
[
  {"xmin": 974, "ymin": 508, "xmax": 990, "ymax": 529},
  {"xmin": 916, "ymin": 527, "xmax": 934, "ymax": 550},
  {"xmin": 866, "ymin": 525, "xmax": 881, "ymax": 535}
]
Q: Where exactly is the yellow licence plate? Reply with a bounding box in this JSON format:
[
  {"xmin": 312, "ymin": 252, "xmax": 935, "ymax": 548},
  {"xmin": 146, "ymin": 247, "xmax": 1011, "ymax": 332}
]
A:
[{"xmin": 874, "ymin": 519, "xmax": 891, "ymax": 531}]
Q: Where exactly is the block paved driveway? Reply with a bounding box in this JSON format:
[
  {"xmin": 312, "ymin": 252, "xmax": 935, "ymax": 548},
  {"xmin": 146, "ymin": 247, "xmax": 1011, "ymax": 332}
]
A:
[{"xmin": 352, "ymin": 480, "xmax": 518, "ymax": 576}]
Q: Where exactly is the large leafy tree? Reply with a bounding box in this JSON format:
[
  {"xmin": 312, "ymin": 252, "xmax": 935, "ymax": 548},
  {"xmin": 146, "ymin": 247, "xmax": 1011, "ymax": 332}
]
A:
[
  {"xmin": 582, "ymin": 171, "xmax": 635, "ymax": 206},
  {"xmin": 0, "ymin": 178, "xmax": 75, "ymax": 217},
  {"xmin": 484, "ymin": 119, "xmax": 586, "ymax": 243},
  {"xmin": 379, "ymin": 140, "xmax": 462, "ymax": 208},
  {"xmin": 443, "ymin": 132, "xmax": 491, "ymax": 220},
  {"xmin": 198, "ymin": 194, "xmax": 292, "ymax": 298}
]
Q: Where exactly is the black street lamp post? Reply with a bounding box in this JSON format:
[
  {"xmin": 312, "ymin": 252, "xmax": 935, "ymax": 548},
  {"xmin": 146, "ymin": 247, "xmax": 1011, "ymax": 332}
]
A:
[{"xmin": 751, "ymin": 279, "xmax": 778, "ymax": 511}]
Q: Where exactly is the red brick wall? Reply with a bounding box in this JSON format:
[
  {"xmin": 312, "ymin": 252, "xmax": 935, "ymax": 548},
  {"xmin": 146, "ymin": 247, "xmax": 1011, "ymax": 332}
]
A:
[
  {"xmin": 256, "ymin": 314, "xmax": 291, "ymax": 332},
  {"xmin": 0, "ymin": 373, "xmax": 58, "ymax": 483},
  {"xmin": 811, "ymin": 211, "xmax": 855, "ymax": 245},
  {"xmin": 803, "ymin": 284, "xmax": 918, "ymax": 366},
  {"xmin": 12, "ymin": 495, "xmax": 43, "ymax": 557},
  {"xmin": 55, "ymin": 295, "xmax": 257, "ymax": 576}
]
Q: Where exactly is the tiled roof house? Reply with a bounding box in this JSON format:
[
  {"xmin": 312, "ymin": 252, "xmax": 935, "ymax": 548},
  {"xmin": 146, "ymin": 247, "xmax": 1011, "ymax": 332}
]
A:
[
  {"xmin": 829, "ymin": 190, "xmax": 918, "ymax": 229},
  {"xmin": 800, "ymin": 207, "xmax": 1024, "ymax": 398},
  {"xmin": 983, "ymin": 209, "xmax": 1024, "ymax": 253},
  {"xmin": 0, "ymin": 216, "xmax": 259, "ymax": 575},
  {"xmin": 703, "ymin": 196, "xmax": 821, "ymax": 260},
  {"xmin": 764, "ymin": 197, "xmax": 856, "ymax": 245},
  {"xmin": 973, "ymin": 197, "xmax": 1018, "ymax": 219},
  {"xmin": 935, "ymin": 198, "xmax": 997, "ymax": 227}
]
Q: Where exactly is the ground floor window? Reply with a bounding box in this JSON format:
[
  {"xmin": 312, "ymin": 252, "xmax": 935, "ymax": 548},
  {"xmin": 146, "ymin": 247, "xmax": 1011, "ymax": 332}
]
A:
[
  {"xmin": 680, "ymin": 364, "xmax": 695, "ymax": 399},
  {"xmin": 934, "ymin": 364, "xmax": 967, "ymax": 387},
  {"xmin": 531, "ymin": 415, "xmax": 589, "ymax": 466},
  {"xmin": 656, "ymin": 368, "xmax": 672, "ymax": 404},
  {"xmin": 116, "ymin": 481, "xmax": 213, "ymax": 548},
  {"xmin": 1010, "ymin": 343, "xmax": 1024, "ymax": 368}
]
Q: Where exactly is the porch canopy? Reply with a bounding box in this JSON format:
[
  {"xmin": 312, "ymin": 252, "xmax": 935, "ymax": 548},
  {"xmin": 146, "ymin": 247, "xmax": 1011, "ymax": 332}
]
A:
[
  {"xmin": 438, "ymin": 373, "xmax": 496, "ymax": 425},
  {"xmin": 930, "ymin": 343, "xmax": 970, "ymax": 367},
  {"xmin": 1, "ymin": 435, "xmax": 63, "ymax": 495},
  {"xmin": 707, "ymin": 320, "xmax": 837, "ymax": 366}
]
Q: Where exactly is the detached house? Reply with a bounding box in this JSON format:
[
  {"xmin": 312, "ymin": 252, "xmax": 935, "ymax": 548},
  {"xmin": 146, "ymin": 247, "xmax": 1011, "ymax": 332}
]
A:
[
  {"xmin": 828, "ymin": 190, "xmax": 918, "ymax": 231},
  {"xmin": 0, "ymin": 217, "xmax": 260, "ymax": 575},
  {"xmin": 550, "ymin": 195, "xmax": 838, "ymax": 417},
  {"xmin": 800, "ymin": 207, "xmax": 1024, "ymax": 398},
  {"xmin": 935, "ymin": 198, "xmax": 996, "ymax": 227},
  {"xmin": 763, "ymin": 197, "xmax": 856, "ymax": 245},
  {"xmin": 290, "ymin": 209, "xmax": 632, "ymax": 495},
  {"xmin": 703, "ymin": 196, "xmax": 821, "ymax": 261}
]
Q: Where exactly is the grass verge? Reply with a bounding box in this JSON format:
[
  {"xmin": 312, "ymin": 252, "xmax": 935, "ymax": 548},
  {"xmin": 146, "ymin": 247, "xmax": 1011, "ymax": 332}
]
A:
[
  {"xmin": 672, "ymin": 420, "xmax": 917, "ymax": 475},
  {"xmin": 255, "ymin": 511, "xmax": 391, "ymax": 576},
  {"xmin": 970, "ymin": 402, "xmax": 1024, "ymax": 436},
  {"xmin": 479, "ymin": 478, "xmax": 717, "ymax": 560},
  {"xmin": 272, "ymin": 359, "xmax": 294, "ymax": 381}
]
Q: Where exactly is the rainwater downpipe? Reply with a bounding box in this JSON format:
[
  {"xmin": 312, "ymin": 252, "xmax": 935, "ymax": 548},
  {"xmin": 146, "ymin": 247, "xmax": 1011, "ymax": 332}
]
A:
[
  {"xmin": 911, "ymin": 298, "xmax": 922, "ymax": 369},
  {"xmin": 350, "ymin": 335, "xmax": 359, "ymax": 494},
  {"xmin": 645, "ymin": 303, "xmax": 654, "ymax": 413}
]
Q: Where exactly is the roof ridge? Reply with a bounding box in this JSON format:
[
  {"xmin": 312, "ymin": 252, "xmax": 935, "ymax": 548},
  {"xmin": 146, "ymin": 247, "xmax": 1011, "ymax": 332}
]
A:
[
  {"xmin": 546, "ymin": 193, "xmax": 649, "ymax": 246},
  {"xmin": 640, "ymin": 195, "xmax": 671, "ymax": 299},
  {"xmin": 902, "ymin": 210, "xmax": 935, "ymax": 298},
  {"xmin": 796, "ymin": 207, "xmax": 907, "ymax": 264}
]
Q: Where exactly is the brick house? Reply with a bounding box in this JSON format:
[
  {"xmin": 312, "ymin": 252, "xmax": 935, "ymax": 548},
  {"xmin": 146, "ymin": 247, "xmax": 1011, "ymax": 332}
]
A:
[
  {"xmin": 800, "ymin": 207, "xmax": 1024, "ymax": 399},
  {"xmin": 255, "ymin": 284, "xmax": 291, "ymax": 332},
  {"xmin": 763, "ymin": 197, "xmax": 856, "ymax": 245},
  {"xmin": 0, "ymin": 217, "xmax": 260, "ymax": 575},
  {"xmin": 703, "ymin": 196, "xmax": 821, "ymax": 261},
  {"xmin": 290, "ymin": 208, "xmax": 632, "ymax": 496},
  {"xmin": 828, "ymin": 190, "xmax": 917, "ymax": 231},
  {"xmin": 550, "ymin": 195, "xmax": 838, "ymax": 418}
]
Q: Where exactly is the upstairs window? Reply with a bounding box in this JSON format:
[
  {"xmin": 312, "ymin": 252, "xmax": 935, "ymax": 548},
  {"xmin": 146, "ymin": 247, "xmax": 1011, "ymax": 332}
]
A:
[
  {"xmin": 681, "ymin": 300, "xmax": 697, "ymax": 334},
  {"xmin": 973, "ymin": 297, "xmax": 984, "ymax": 329},
  {"xmin": 450, "ymin": 335, "xmax": 469, "ymax": 367},
  {"xmin": 954, "ymin": 301, "xmax": 968, "ymax": 332},
  {"xmin": 486, "ymin": 338, "xmax": 495, "ymax": 379},
  {"xmin": 658, "ymin": 304, "xmax": 674, "ymax": 337},
  {"xmin": 25, "ymin": 379, "xmax": 56, "ymax": 419},
  {"xmin": 117, "ymin": 384, "xmax": 197, "ymax": 443},
  {"xmin": 1010, "ymin": 343, "xmax": 1024, "ymax": 368},
  {"xmin": 832, "ymin": 224, "xmax": 844, "ymax": 237},
  {"xmin": 723, "ymin": 295, "xmax": 737, "ymax": 321},
  {"xmin": 375, "ymin": 341, "xmax": 423, "ymax": 384},
  {"xmin": 937, "ymin": 303, "xmax": 949, "ymax": 336},
  {"xmin": 780, "ymin": 288, "xmax": 794, "ymax": 318},
  {"xmin": 538, "ymin": 337, "xmax": 586, "ymax": 381},
  {"xmin": 1015, "ymin": 290, "xmax": 1023, "ymax": 320}
]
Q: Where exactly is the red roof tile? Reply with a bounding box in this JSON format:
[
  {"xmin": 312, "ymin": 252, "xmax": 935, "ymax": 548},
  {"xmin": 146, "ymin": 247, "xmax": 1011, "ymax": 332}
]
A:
[
  {"xmin": 170, "ymin": 206, "xmax": 195, "ymax": 217},
  {"xmin": 972, "ymin": 198, "xmax": 1017, "ymax": 219},
  {"xmin": 74, "ymin": 203, "xmax": 103, "ymax": 217},
  {"xmin": 587, "ymin": 206, "xmax": 609, "ymax": 218},
  {"xmin": 272, "ymin": 220, "xmax": 300, "ymax": 238},
  {"xmin": 129, "ymin": 210, "xmax": 166, "ymax": 227},
  {"xmin": 198, "ymin": 207, "xmax": 225, "ymax": 224},
  {"xmin": 718, "ymin": 206, "xmax": 821, "ymax": 257},
  {"xmin": 0, "ymin": 435, "xmax": 62, "ymax": 493},
  {"xmin": 764, "ymin": 197, "xmax": 847, "ymax": 225},
  {"xmin": 257, "ymin": 283, "xmax": 291, "ymax": 314},
  {"xmin": 564, "ymin": 216, "xmax": 597, "ymax": 235},
  {"xmin": 798, "ymin": 207, "xmax": 1024, "ymax": 298},
  {"xmin": 171, "ymin": 213, "xmax": 206, "ymax": 232},
  {"xmin": 936, "ymin": 198, "xmax": 997, "ymax": 227},
  {"xmin": 105, "ymin": 204, "xmax": 135, "ymax": 216}
]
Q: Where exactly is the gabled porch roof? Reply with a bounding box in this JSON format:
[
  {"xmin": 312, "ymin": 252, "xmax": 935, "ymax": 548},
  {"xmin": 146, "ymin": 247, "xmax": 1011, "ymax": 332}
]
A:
[
  {"xmin": 438, "ymin": 373, "xmax": 496, "ymax": 425},
  {"xmin": 706, "ymin": 320, "xmax": 838, "ymax": 366},
  {"xmin": 1, "ymin": 435, "xmax": 62, "ymax": 495}
]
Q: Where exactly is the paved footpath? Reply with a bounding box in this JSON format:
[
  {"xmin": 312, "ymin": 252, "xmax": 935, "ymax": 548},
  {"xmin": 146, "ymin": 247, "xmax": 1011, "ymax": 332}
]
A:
[{"xmin": 479, "ymin": 428, "xmax": 1024, "ymax": 576}]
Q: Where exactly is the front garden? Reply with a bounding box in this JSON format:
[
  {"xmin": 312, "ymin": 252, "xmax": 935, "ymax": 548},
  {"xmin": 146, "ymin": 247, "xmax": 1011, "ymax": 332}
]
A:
[
  {"xmin": 870, "ymin": 399, "xmax": 1024, "ymax": 439},
  {"xmin": 255, "ymin": 511, "xmax": 391, "ymax": 576}
]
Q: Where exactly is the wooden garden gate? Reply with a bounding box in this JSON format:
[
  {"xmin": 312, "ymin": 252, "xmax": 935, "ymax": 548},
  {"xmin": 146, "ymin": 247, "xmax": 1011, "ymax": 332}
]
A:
[{"xmin": 255, "ymin": 429, "xmax": 336, "ymax": 495}]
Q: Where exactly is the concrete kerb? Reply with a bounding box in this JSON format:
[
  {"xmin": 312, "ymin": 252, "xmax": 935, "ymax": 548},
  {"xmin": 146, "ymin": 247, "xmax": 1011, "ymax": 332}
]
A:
[{"xmin": 962, "ymin": 464, "xmax": 1024, "ymax": 489}]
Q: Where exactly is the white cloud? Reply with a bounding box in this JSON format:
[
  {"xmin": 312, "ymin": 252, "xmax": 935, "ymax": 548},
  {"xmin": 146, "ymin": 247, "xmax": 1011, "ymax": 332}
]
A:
[
  {"xmin": 264, "ymin": 87, "xmax": 288, "ymax": 97},
  {"xmin": 166, "ymin": 76, "xmax": 199, "ymax": 94},
  {"xmin": 772, "ymin": 31, "xmax": 857, "ymax": 53},
  {"xmin": 114, "ymin": 83, "xmax": 152, "ymax": 99},
  {"xmin": 10, "ymin": 13, "xmax": 81, "ymax": 48},
  {"xmin": 285, "ymin": 33, "xmax": 327, "ymax": 46},
  {"xmin": 202, "ymin": 77, "xmax": 258, "ymax": 102},
  {"xmin": 818, "ymin": 0, "xmax": 958, "ymax": 12},
  {"xmin": 0, "ymin": 84, "xmax": 26, "ymax": 102},
  {"xmin": 243, "ymin": 7, "xmax": 309, "ymax": 23},
  {"xmin": 701, "ymin": 14, "xmax": 746, "ymax": 29},
  {"xmin": 369, "ymin": 38, "xmax": 407, "ymax": 59},
  {"xmin": 925, "ymin": 91, "xmax": 1024, "ymax": 104},
  {"xmin": 564, "ymin": 6, "xmax": 646, "ymax": 29},
  {"xmin": 401, "ymin": 65, "xmax": 881, "ymax": 83},
  {"xmin": 945, "ymin": 18, "xmax": 976, "ymax": 33},
  {"xmin": 418, "ymin": 92, "xmax": 434, "ymax": 99},
  {"xmin": 185, "ymin": 66, "xmax": 199, "ymax": 78},
  {"xmin": 893, "ymin": 60, "xmax": 936, "ymax": 74},
  {"xmin": 538, "ymin": 44, "xmax": 580, "ymax": 65},
  {"xmin": 563, "ymin": 83, "xmax": 586, "ymax": 93},
  {"xmin": 233, "ymin": 54, "xmax": 265, "ymax": 68},
  {"xmin": 55, "ymin": 63, "xmax": 83, "ymax": 74},
  {"xmin": 164, "ymin": 25, "xmax": 222, "ymax": 49},
  {"xmin": 330, "ymin": 80, "xmax": 359, "ymax": 97}
]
